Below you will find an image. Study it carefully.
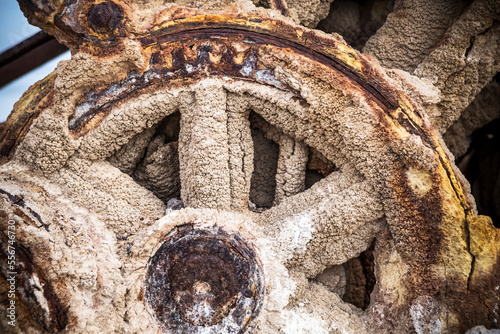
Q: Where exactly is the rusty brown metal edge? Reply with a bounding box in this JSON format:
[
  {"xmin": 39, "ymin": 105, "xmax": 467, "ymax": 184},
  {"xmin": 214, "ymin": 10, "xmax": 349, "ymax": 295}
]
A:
[
  {"xmin": 18, "ymin": 6, "xmax": 400, "ymax": 111},
  {"xmin": 0, "ymin": 71, "xmax": 56, "ymax": 162},
  {"xmin": 0, "ymin": 189, "xmax": 50, "ymax": 231},
  {"xmin": 269, "ymin": 0, "xmax": 290, "ymax": 17},
  {"xmin": 0, "ymin": 190, "xmax": 68, "ymax": 331},
  {"xmin": 145, "ymin": 16, "xmax": 400, "ymax": 108},
  {"xmin": 0, "ymin": 240, "xmax": 69, "ymax": 331},
  {"xmin": 154, "ymin": 27, "xmax": 397, "ymax": 110},
  {"xmin": 0, "ymin": 11, "xmax": 473, "ymax": 221},
  {"xmin": 19, "ymin": 0, "xmax": 55, "ymax": 18},
  {"xmin": 9, "ymin": 8, "xmax": 401, "ymax": 111},
  {"xmin": 394, "ymin": 105, "xmax": 474, "ymax": 216}
]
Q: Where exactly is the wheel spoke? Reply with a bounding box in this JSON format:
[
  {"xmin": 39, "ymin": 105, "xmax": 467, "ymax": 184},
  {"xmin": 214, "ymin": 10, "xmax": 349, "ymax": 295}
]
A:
[
  {"xmin": 227, "ymin": 93, "xmax": 254, "ymax": 210},
  {"xmin": 261, "ymin": 165, "xmax": 385, "ymax": 276},
  {"xmin": 178, "ymin": 85, "xmax": 230, "ymax": 209},
  {"xmin": 274, "ymin": 136, "xmax": 308, "ymax": 206},
  {"xmin": 414, "ymin": 3, "xmax": 500, "ymax": 132},
  {"xmin": 363, "ymin": 0, "xmax": 466, "ymax": 72},
  {"xmin": 178, "ymin": 86, "xmax": 254, "ymax": 210}
]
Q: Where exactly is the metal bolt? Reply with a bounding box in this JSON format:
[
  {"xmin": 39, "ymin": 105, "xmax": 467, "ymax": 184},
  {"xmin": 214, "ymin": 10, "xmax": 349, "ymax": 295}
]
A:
[{"xmin": 88, "ymin": 2, "xmax": 123, "ymax": 33}]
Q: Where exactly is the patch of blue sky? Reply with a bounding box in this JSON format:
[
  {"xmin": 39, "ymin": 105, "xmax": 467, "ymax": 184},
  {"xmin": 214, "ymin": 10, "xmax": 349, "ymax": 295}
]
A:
[{"xmin": 0, "ymin": 1, "xmax": 71, "ymax": 122}]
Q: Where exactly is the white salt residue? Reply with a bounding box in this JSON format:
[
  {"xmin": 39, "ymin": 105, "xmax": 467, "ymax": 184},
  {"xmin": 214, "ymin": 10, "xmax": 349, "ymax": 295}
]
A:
[
  {"xmin": 194, "ymin": 294, "xmax": 254, "ymax": 334},
  {"xmin": 108, "ymin": 82, "xmax": 128, "ymax": 97},
  {"xmin": 196, "ymin": 326, "xmax": 213, "ymax": 334},
  {"xmin": 410, "ymin": 296, "xmax": 442, "ymax": 334},
  {"xmin": 431, "ymin": 319, "xmax": 443, "ymax": 334},
  {"xmin": 267, "ymin": 272, "xmax": 295, "ymax": 311},
  {"xmin": 256, "ymin": 69, "xmax": 284, "ymax": 88},
  {"xmin": 410, "ymin": 300, "xmax": 425, "ymax": 334},
  {"xmin": 279, "ymin": 309, "xmax": 329, "ymax": 334},
  {"xmin": 240, "ymin": 62, "xmax": 253, "ymax": 76},
  {"xmin": 240, "ymin": 53, "xmax": 256, "ymax": 76},
  {"xmin": 30, "ymin": 274, "xmax": 50, "ymax": 325},
  {"xmin": 144, "ymin": 71, "xmax": 161, "ymax": 83},
  {"xmin": 70, "ymin": 101, "xmax": 92, "ymax": 125},
  {"xmin": 466, "ymin": 52, "xmax": 479, "ymax": 63},
  {"xmin": 494, "ymin": 295, "xmax": 499, "ymax": 325},
  {"xmin": 279, "ymin": 212, "xmax": 314, "ymax": 259},
  {"xmin": 185, "ymin": 300, "xmax": 214, "ymax": 326}
]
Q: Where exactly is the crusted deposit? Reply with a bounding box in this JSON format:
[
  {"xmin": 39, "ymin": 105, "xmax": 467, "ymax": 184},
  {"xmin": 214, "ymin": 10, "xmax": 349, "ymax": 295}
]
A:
[{"xmin": 0, "ymin": 0, "xmax": 499, "ymax": 333}]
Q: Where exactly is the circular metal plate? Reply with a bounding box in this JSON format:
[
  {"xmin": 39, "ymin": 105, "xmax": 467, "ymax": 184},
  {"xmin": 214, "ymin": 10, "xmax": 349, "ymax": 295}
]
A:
[{"xmin": 144, "ymin": 224, "xmax": 264, "ymax": 333}]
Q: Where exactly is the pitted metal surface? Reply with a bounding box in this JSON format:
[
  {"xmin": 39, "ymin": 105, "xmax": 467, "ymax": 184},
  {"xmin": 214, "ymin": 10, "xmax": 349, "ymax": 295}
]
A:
[{"xmin": 145, "ymin": 224, "xmax": 264, "ymax": 333}]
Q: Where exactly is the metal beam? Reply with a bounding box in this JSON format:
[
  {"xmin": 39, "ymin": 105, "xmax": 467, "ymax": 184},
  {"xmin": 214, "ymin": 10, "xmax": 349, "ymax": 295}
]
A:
[{"xmin": 0, "ymin": 32, "xmax": 68, "ymax": 88}]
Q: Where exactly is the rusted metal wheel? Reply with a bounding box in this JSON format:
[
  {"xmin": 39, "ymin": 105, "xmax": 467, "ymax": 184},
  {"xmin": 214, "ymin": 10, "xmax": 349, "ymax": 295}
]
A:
[{"xmin": 0, "ymin": 1, "xmax": 499, "ymax": 333}]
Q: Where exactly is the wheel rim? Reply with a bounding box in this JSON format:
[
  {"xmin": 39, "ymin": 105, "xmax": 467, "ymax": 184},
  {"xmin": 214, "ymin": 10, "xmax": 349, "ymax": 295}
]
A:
[{"xmin": 1, "ymin": 3, "xmax": 496, "ymax": 333}]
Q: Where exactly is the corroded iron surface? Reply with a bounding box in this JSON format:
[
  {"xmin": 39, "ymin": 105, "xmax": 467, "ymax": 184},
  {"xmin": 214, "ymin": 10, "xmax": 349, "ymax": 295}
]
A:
[
  {"xmin": 0, "ymin": 1, "xmax": 498, "ymax": 333},
  {"xmin": 144, "ymin": 224, "xmax": 264, "ymax": 333},
  {"xmin": 0, "ymin": 205, "xmax": 67, "ymax": 332},
  {"xmin": 4, "ymin": 5, "xmax": 474, "ymax": 218}
]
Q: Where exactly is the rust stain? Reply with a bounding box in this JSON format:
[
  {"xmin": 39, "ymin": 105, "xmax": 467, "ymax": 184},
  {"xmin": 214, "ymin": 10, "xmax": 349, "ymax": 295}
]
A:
[
  {"xmin": 1, "ymin": 10, "xmax": 473, "ymax": 223},
  {"xmin": 0, "ymin": 189, "xmax": 50, "ymax": 232},
  {"xmin": 391, "ymin": 165, "xmax": 445, "ymax": 266},
  {"xmin": 269, "ymin": 0, "xmax": 290, "ymax": 17},
  {"xmin": 87, "ymin": 1, "xmax": 124, "ymax": 36},
  {"xmin": 453, "ymin": 215, "xmax": 500, "ymax": 331},
  {"xmin": 0, "ymin": 233, "xmax": 68, "ymax": 331},
  {"xmin": 397, "ymin": 98, "xmax": 473, "ymax": 218},
  {"xmin": 144, "ymin": 224, "xmax": 264, "ymax": 333}
]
